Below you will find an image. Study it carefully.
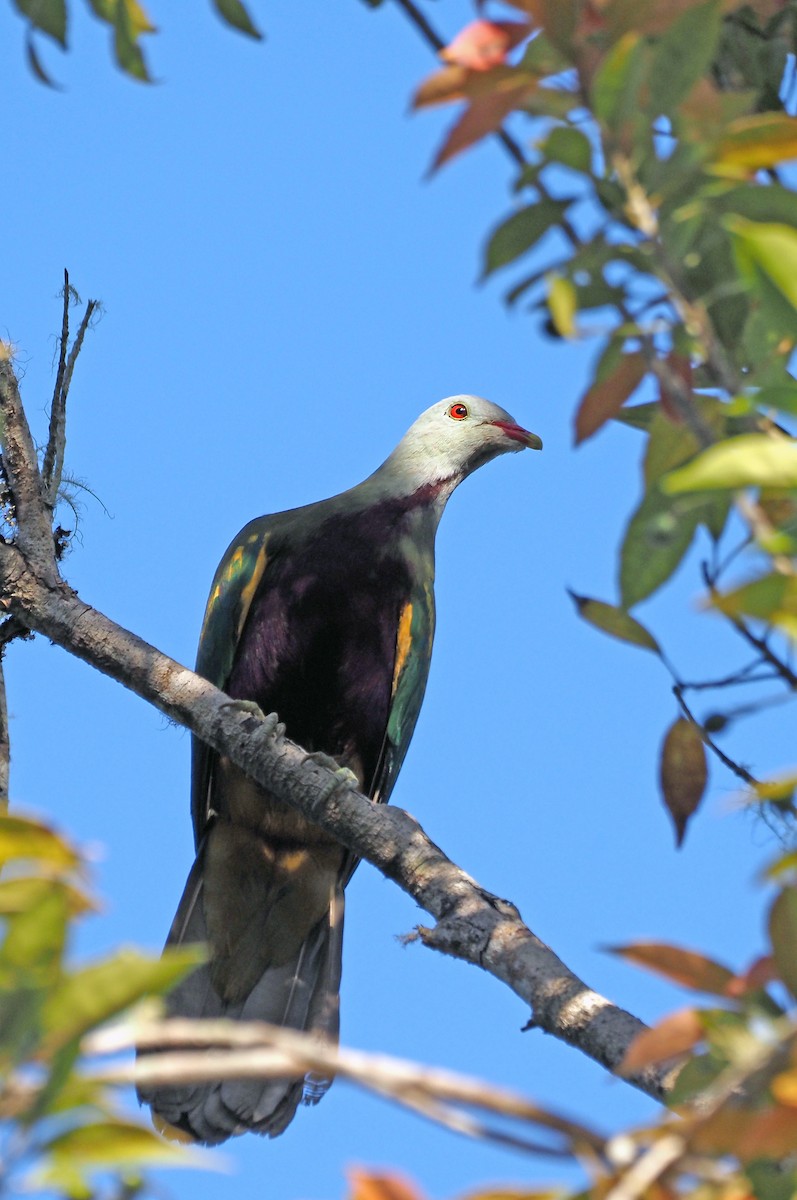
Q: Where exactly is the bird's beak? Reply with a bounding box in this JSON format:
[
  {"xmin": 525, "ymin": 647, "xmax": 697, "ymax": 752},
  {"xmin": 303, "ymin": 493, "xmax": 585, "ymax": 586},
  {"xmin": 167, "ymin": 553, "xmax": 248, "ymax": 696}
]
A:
[{"xmin": 491, "ymin": 421, "xmax": 543, "ymax": 451}]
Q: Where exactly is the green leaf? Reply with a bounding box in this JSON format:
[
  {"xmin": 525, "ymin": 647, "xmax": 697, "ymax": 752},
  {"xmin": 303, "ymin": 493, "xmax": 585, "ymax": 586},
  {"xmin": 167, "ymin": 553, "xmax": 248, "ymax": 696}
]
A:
[
  {"xmin": 13, "ymin": 0, "xmax": 67, "ymax": 46},
  {"xmin": 768, "ymin": 887, "xmax": 797, "ymax": 999},
  {"xmin": 614, "ymin": 401, "xmax": 660, "ymax": 432},
  {"xmin": 644, "ymin": 410, "xmax": 701, "ymax": 487},
  {"xmin": 113, "ymin": 0, "xmax": 150, "ymax": 81},
  {"xmin": 37, "ymin": 1119, "xmax": 202, "ymax": 1172},
  {"xmin": 648, "ymin": 1, "xmax": 723, "ymax": 118},
  {"xmin": 568, "ymin": 592, "xmax": 660, "ymax": 653},
  {"xmin": 25, "ymin": 32, "xmax": 60, "ymax": 86},
  {"xmin": 664, "ymin": 434, "xmax": 797, "ymax": 492},
  {"xmin": 714, "ymin": 183, "xmax": 797, "ymax": 229},
  {"xmin": 728, "ymin": 217, "xmax": 797, "ymax": 312},
  {"xmin": 212, "ymin": 0, "xmax": 263, "ymax": 39},
  {"xmin": 482, "ymin": 200, "xmax": 568, "ymax": 277},
  {"xmin": 620, "ymin": 487, "xmax": 704, "ymax": 608},
  {"xmin": 541, "ymin": 126, "xmax": 592, "ymax": 174},
  {"xmin": 0, "ymin": 886, "xmax": 68, "ymax": 977},
  {"xmin": 86, "ymin": 0, "xmax": 155, "ymax": 32},
  {"xmin": 0, "ymin": 813, "xmax": 80, "ymax": 870},
  {"xmin": 711, "ymin": 572, "xmax": 797, "ymax": 640},
  {"xmin": 547, "ymin": 275, "xmax": 577, "ymax": 338},
  {"xmin": 0, "ymin": 875, "xmax": 93, "ymax": 916},
  {"xmin": 592, "ymin": 31, "xmax": 647, "ymax": 130},
  {"xmin": 41, "ymin": 945, "xmax": 204, "ymax": 1055},
  {"xmin": 756, "ymin": 385, "xmax": 797, "ymax": 416}
]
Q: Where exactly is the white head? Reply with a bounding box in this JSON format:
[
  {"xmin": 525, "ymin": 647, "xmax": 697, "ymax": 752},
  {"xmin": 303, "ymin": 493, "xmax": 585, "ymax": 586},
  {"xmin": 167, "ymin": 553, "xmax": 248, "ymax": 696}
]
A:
[{"xmin": 371, "ymin": 394, "xmax": 542, "ymax": 502}]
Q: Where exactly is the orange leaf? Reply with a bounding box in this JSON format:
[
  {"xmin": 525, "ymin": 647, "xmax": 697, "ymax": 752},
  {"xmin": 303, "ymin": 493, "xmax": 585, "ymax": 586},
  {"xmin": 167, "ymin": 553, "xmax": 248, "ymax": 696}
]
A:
[
  {"xmin": 618, "ymin": 1008, "xmax": 703, "ymax": 1074},
  {"xmin": 771, "ymin": 1069, "xmax": 797, "ymax": 1107},
  {"xmin": 574, "ymin": 350, "xmax": 646, "ymax": 444},
  {"xmin": 604, "ymin": 941, "xmax": 735, "ymax": 995},
  {"xmin": 348, "ymin": 1169, "xmax": 425, "ymax": 1200},
  {"xmin": 660, "ymin": 717, "xmax": 707, "ymax": 847},
  {"xmin": 724, "ymin": 954, "xmax": 778, "ymax": 998},
  {"xmin": 441, "ymin": 20, "xmax": 532, "ymax": 71}
]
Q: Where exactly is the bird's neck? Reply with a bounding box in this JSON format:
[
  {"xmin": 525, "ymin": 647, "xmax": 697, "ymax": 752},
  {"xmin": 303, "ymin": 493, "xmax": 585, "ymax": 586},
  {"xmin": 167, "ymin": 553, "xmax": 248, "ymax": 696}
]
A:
[{"xmin": 355, "ymin": 447, "xmax": 462, "ymax": 518}]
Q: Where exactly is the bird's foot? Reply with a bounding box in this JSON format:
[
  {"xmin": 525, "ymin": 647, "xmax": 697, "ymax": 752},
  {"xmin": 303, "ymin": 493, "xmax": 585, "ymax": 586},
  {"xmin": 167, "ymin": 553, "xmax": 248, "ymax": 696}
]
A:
[
  {"xmin": 303, "ymin": 751, "xmax": 360, "ymax": 794},
  {"xmin": 220, "ymin": 700, "xmax": 284, "ymax": 740}
]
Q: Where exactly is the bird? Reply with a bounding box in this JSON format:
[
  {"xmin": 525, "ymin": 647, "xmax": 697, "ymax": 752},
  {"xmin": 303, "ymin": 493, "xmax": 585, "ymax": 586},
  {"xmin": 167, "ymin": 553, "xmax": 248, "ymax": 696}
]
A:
[{"xmin": 138, "ymin": 394, "xmax": 541, "ymax": 1144}]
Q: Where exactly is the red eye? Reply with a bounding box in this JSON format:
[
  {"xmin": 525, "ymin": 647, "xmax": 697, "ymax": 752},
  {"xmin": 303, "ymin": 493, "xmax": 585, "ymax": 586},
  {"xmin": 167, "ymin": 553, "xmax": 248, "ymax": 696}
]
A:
[{"xmin": 448, "ymin": 403, "xmax": 469, "ymax": 420}]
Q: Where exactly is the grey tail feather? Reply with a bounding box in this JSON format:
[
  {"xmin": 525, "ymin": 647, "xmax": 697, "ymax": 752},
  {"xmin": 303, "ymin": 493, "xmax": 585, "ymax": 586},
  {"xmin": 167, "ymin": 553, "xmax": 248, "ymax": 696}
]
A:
[{"xmin": 137, "ymin": 854, "xmax": 345, "ymax": 1146}]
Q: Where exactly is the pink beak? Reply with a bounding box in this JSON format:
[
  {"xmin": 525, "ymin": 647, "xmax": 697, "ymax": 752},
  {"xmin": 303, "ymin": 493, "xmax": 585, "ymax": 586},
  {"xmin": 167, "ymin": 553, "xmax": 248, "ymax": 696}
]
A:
[{"xmin": 491, "ymin": 420, "xmax": 543, "ymax": 450}]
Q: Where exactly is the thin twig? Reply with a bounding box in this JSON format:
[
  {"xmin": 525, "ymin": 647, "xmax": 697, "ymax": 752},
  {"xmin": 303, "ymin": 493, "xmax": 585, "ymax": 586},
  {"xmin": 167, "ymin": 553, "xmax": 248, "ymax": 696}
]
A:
[
  {"xmin": 701, "ymin": 564, "xmax": 797, "ymax": 691},
  {"xmin": 41, "ymin": 269, "xmax": 72, "ymax": 506},
  {"xmin": 673, "ymin": 684, "xmax": 758, "ymax": 787},
  {"xmin": 41, "ymin": 284, "xmax": 98, "ymax": 513}
]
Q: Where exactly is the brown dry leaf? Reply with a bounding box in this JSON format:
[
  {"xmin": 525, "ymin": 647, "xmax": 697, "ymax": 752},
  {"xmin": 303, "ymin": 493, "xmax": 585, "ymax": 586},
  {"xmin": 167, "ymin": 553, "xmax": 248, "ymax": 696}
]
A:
[
  {"xmin": 618, "ymin": 1008, "xmax": 703, "ymax": 1074},
  {"xmin": 604, "ymin": 941, "xmax": 735, "ymax": 995},
  {"xmin": 441, "ymin": 20, "xmax": 533, "ymax": 71},
  {"xmin": 660, "ymin": 717, "xmax": 707, "ymax": 847},
  {"xmin": 348, "ymin": 1168, "xmax": 425, "ymax": 1200},
  {"xmin": 413, "ymin": 65, "xmax": 471, "ymax": 109},
  {"xmin": 574, "ymin": 350, "xmax": 647, "ymax": 443},
  {"xmin": 657, "ymin": 354, "xmax": 692, "ymax": 425},
  {"xmin": 736, "ymin": 1105, "xmax": 797, "ymax": 1160},
  {"xmin": 431, "ymin": 77, "xmax": 538, "ymax": 171}
]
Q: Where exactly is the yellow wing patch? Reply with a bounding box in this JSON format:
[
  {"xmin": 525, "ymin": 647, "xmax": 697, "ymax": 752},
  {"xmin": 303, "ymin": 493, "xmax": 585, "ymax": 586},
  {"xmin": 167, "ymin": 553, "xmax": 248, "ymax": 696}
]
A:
[
  {"xmin": 391, "ymin": 601, "xmax": 413, "ymax": 697},
  {"xmin": 236, "ymin": 539, "xmax": 269, "ymax": 639}
]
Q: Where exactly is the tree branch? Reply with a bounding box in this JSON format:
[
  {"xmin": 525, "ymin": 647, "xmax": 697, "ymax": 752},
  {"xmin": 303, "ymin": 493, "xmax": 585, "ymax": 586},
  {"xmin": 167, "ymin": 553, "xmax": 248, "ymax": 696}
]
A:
[{"xmin": 0, "ymin": 353, "xmax": 680, "ymax": 1105}]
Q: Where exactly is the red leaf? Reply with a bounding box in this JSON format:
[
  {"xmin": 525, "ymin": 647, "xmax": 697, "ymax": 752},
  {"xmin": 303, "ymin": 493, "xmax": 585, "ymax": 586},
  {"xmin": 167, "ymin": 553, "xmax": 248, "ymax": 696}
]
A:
[
  {"xmin": 618, "ymin": 1008, "xmax": 703, "ymax": 1074},
  {"xmin": 657, "ymin": 353, "xmax": 693, "ymax": 424},
  {"xmin": 440, "ymin": 20, "xmax": 532, "ymax": 71},
  {"xmin": 604, "ymin": 941, "xmax": 735, "ymax": 995},
  {"xmin": 724, "ymin": 954, "xmax": 778, "ymax": 998},
  {"xmin": 574, "ymin": 350, "xmax": 647, "ymax": 443}
]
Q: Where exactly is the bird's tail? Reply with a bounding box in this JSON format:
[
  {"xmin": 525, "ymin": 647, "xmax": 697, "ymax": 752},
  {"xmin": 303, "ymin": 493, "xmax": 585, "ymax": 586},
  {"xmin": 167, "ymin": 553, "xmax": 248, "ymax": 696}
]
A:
[{"xmin": 137, "ymin": 840, "xmax": 344, "ymax": 1145}]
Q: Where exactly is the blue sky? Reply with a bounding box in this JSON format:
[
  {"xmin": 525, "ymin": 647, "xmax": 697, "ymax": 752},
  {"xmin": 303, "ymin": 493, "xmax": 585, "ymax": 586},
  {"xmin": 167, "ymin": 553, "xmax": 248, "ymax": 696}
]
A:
[{"xmin": 1, "ymin": 3, "xmax": 790, "ymax": 1199}]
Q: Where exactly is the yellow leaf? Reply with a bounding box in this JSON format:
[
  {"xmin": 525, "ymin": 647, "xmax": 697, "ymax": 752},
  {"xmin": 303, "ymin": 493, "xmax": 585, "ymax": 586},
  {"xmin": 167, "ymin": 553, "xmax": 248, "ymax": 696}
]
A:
[
  {"xmin": 664, "ymin": 434, "xmax": 797, "ymax": 492},
  {"xmin": 547, "ymin": 274, "xmax": 577, "ymax": 337},
  {"xmin": 715, "ymin": 113, "xmax": 797, "ymax": 169}
]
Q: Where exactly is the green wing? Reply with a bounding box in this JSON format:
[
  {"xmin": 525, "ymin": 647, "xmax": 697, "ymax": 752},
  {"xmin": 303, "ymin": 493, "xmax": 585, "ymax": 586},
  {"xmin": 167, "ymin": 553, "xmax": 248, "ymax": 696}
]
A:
[
  {"xmin": 191, "ymin": 518, "xmax": 272, "ymax": 845},
  {"xmin": 371, "ymin": 579, "xmax": 436, "ymax": 807}
]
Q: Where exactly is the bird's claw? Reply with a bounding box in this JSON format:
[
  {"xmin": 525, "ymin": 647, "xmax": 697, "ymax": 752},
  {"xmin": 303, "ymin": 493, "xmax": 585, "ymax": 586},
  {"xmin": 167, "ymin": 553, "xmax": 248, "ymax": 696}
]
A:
[
  {"xmin": 220, "ymin": 701, "xmax": 284, "ymax": 739},
  {"xmin": 303, "ymin": 751, "xmax": 359, "ymax": 794}
]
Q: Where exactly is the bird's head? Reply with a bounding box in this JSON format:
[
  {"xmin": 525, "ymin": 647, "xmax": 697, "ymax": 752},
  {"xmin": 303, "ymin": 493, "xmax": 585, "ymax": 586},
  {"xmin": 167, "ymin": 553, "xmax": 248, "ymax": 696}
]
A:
[{"xmin": 377, "ymin": 394, "xmax": 542, "ymax": 500}]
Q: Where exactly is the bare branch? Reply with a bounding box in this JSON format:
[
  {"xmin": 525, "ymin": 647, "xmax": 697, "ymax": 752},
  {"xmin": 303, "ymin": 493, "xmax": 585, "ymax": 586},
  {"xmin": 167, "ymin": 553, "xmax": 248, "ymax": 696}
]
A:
[
  {"xmin": 41, "ymin": 274, "xmax": 99, "ymax": 513},
  {"xmin": 88, "ymin": 1017, "xmax": 608, "ymax": 1158}
]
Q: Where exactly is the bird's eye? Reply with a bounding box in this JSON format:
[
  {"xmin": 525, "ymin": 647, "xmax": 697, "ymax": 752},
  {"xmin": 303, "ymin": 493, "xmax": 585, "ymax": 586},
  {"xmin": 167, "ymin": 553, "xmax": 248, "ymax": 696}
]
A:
[{"xmin": 447, "ymin": 403, "xmax": 469, "ymax": 421}]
